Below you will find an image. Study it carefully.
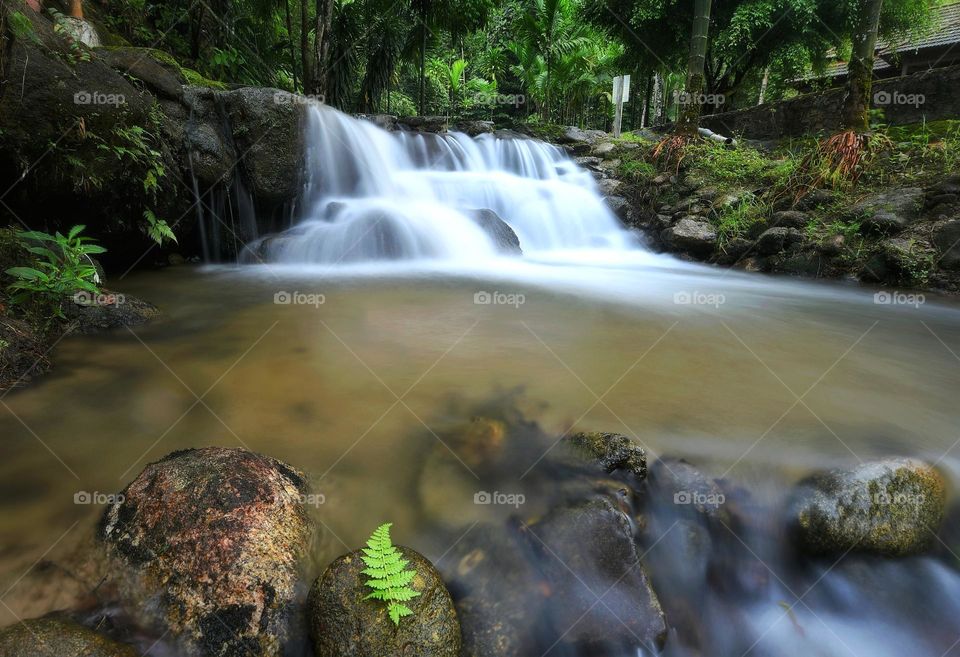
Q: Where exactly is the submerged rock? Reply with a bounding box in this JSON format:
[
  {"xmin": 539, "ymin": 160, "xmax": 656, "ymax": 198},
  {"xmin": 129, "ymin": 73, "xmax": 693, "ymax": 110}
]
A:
[
  {"xmin": 0, "ymin": 617, "xmax": 138, "ymax": 657},
  {"xmin": 646, "ymin": 457, "xmax": 729, "ymax": 521},
  {"xmin": 788, "ymin": 458, "xmax": 947, "ymax": 557},
  {"xmin": 98, "ymin": 447, "xmax": 311, "ymax": 656},
  {"xmin": 442, "ymin": 523, "xmax": 546, "ymax": 657},
  {"xmin": 307, "ymin": 546, "xmax": 460, "ymax": 657},
  {"xmin": 564, "ymin": 431, "xmax": 647, "ymax": 480},
  {"xmin": 529, "ymin": 496, "xmax": 667, "ymax": 651}
]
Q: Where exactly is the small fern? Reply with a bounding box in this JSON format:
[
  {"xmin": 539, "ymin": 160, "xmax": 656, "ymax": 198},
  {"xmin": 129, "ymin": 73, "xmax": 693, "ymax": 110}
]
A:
[{"xmin": 361, "ymin": 523, "xmax": 419, "ymax": 626}]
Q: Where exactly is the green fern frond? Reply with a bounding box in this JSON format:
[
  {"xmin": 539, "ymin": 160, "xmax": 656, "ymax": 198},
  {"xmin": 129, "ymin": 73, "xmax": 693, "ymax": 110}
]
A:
[{"xmin": 361, "ymin": 523, "xmax": 420, "ymax": 626}]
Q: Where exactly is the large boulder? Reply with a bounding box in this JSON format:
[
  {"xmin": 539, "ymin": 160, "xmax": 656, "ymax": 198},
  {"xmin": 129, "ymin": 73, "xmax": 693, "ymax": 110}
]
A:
[
  {"xmin": 0, "ymin": 617, "xmax": 138, "ymax": 657},
  {"xmin": 97, "ymin": 47, "xmax": 186, "ymax": 101},
  {"xmin": 224, "ymin": 88, "xmax": 306, "ymax": 204},
  {"xmin": 851, "ymin": 187, "xmax": 924, "ymax": 234},
  {"xmin": 529, "ymin": 496, "xmax": 667, "ymax": 651},
  {"xmin": 661, "ymin": 217, "xmax": 718, "ymax": 257},
  {"xmin": 307, "ymin": 545, "xmax": 460, "ymax": 657},
  {"xmin": 98, "ymin": 448, "xmax": 311, "ymax": 656},
  {"xmin": 788, "ymin": 458, "xmax": 947, "ymax": 557}
]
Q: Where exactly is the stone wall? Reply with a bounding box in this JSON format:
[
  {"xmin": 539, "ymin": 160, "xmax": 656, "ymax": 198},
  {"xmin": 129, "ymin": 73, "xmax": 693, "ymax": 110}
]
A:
[{"xmin": 700, "ymin": 64, "xmax": 960, "ymax": 140}]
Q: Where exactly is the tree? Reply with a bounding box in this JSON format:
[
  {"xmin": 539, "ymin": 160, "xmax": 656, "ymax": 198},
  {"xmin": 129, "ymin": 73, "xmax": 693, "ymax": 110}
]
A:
[
  {"xmin": 69, "ymin": 0, "xmax": 83, "ymax": 19},
  {"xmin": 312, "ymin": 0, "xmax": 335, "ymax": 97},
  {"xmin": 675, "ymin": 0, "xmax": 712, "ymax": 136}
]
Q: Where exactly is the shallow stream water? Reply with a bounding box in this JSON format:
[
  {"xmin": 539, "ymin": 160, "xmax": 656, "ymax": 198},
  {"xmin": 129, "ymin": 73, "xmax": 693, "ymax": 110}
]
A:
[{"xmin": 2, "ymin": 257, "xmax": 960, "ymax": 655}]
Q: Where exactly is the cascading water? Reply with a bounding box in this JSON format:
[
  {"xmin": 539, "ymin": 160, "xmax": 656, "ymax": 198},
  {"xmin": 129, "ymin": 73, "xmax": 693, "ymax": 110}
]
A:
[{"xmin": 248, "ymin": 103, "xmax": 635, "ymax": 264}]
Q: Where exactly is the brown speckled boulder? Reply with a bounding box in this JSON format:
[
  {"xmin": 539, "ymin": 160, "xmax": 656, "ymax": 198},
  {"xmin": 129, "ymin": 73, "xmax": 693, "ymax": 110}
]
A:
[
  {"xmin": 98, "ymin": 448, "xmax": 311, "ymax": 656},
  {"xmin": 0, "ymin": 617, "xmax": 139, "ymax": 657},
  {"xmin": 308, "ymin": 546, "xmax": 461, "ymax": 657}
]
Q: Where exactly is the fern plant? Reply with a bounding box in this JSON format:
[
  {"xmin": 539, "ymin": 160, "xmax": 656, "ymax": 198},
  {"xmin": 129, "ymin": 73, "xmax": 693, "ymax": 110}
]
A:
[{"xmin": 361, "ymin": 523, "xmax": 419, "ymax": 626}]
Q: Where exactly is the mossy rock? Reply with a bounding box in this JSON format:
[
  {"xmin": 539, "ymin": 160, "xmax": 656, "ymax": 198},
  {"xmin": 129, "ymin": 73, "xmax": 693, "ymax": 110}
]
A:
[
  {"xmin": 0, "ymin": 617, "xmax": 138, "ymax": 656},
  {"xmin": 564, "ymin": 431, "xmax": 647, "ymax": 480},
  {"xmin": 308, "ymin": 546, "xmax": 461, "ymax": 657},
  {"xmin": 788, "ymin": 458, "xmax": 947, "ymax": 557}
]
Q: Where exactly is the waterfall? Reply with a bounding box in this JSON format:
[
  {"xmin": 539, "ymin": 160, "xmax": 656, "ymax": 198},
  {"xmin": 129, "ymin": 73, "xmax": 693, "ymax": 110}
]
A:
[{"xmin": 249, "ymin": 103, "xmax": 635, "ymax": 264}]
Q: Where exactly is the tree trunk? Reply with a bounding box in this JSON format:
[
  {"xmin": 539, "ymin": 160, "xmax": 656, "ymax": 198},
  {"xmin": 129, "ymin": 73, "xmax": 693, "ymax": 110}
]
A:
[
  {"xmin": 300, "ymin": 0, "xmax": 312, "ymax": 94},
  {"xmin": 757, "ymin": 65, "xmax": 770, "ymax": 105},
  {"xmin": 842, "ymin": 0, "xmax": 884, "ymax": 132},
  {"xmin": 189, "ymin": 4, "xmax": 205, "ymax": 61},
  {"xmin": 312, "ymin": 0, "xmax": 334, "ymax": 99},
  {"xmin": 418, "ymin": 11, "xmax": 427, "ymax": 115},
  {"xmin": 284, "ymin": 0, "xmax": 299, "ymax": 92},
  {"xmin": 69, "ymin": 0, "xmax": 83, "ymax": 19},
  {"xmin": 675, "ymin": 0, "xmax": 712, "ymax": 137}
]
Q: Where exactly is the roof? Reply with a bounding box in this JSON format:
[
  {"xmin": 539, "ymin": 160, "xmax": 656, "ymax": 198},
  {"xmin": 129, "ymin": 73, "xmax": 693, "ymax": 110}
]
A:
[
  {"xmin": 801, "ymin": 2, "xmax": 960, "ymax": 81},
  {"xmin": 879, "ymin": 1, "xmax": 960, "ymax": 55}
]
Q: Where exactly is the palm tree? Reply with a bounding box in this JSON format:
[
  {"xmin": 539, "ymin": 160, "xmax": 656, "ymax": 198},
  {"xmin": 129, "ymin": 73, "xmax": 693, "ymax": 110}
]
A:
[{"xmin": 675, "ymin": 0, "xmax": 712, "ymax": 136}]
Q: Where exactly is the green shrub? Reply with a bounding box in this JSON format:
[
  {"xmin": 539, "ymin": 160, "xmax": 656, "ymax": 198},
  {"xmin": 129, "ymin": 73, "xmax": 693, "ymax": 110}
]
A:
[{"xmin": 5, "ymin": 226, "xmax": 105, "ymax": 318}]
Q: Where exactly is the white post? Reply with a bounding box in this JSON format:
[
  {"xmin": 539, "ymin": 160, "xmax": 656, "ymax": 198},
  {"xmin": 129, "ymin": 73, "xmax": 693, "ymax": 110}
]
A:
[{"xmin": 613, "ymin": 76, "xmax": 624, "ymax": 137}]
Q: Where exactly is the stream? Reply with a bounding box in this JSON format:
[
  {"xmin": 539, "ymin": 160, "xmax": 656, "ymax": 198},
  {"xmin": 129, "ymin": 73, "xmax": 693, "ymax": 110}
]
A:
[{"xmin": 2, "ymin": 105, "xmax": 960, "ymax": 655}]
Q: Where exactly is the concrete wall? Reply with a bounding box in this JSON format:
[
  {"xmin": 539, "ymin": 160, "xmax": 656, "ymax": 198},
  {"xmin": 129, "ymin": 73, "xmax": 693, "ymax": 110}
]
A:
[{"xmin": 699, "ymin": 64, "xmax": 960, "ymax": 140}]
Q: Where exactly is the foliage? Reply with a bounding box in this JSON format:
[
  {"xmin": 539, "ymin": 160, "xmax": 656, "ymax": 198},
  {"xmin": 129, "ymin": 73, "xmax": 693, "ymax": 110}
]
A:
[
  {"xmin": 143, "ymin": 210, "xmax": 178, "ymax": 246},
  {"xmin": 712, "ymin": 197, "xmax": 766, "ymax": 244},
  {"xmin": 47, "ymin": 7, "xmax": 92, "ymax": 64},
  {"xmin": 9, "ymin": 11, "xmax": 39, "ymax": 44},
  {"xmin": 361, "ymin": 523, "xmax": 419, "ymax": 626},
  {"xmin": 5, "ymin": 226, "xmax": 105, "ymax": 319}
]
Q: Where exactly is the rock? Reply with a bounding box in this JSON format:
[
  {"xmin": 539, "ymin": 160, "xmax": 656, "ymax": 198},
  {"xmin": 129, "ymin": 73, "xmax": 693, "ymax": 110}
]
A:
[
  {"xmin": 592, "ymin": 141, "xmax": 616, "ymax": 156},
  {"xmin": 770, "ymin": 210, "xmax": 810, "ymax": 230},
  {"xmin": 661, "ymin": 218, "xmax": 718, "ymax": 257},
  {"xmin": 397, "ymin": 116, "xmax": 449, "ymax": 133},
  {"xmin": 452, "ymin": 120, "xmax": 495, "ymax": 136},
  {"xmin": 598, "ymin": 178, "xmax": 623, "ymax": 196},
  {"xmin": 0, "ymin": 617, "xmax": 138, "ymax": 657},
  {"xmin": 557, "ymin": 126, "xmax": 606, "ymax": 146},
  {"xmin": 788, "ymin": 458, "xmax": 947, "ymax": 557},
  {"xmin": 99, "ymin": 448, "xmax": 311, "ymax": 657},
  {"xmin": 876, "ymin": 237, "xmax": 931, "ymax": 282},
  {"xmin": 564, "ymin": 432, "xmax": 647, "ymax": 480},
  {"xmin": 357, "ymin": 113, "xmax": 398, "ymax": 131},
  {"xmin": 646, "ymin": 457, "xmax": 728, "ymax": 520},
  {"xmin": 529, "ymin": 497, "xmax": 666, "ymax": 650},
  {"xmin": 796, "ymin": 188, "xmax": 834, "ymax": 211},
  {"xmin": 440, "ymin": 522, "xmax": 545, "ymax": 657},
  {"xmin": 0, "ymin": 318, "xmax": 51, "ymax": 391},
  {"xmin": 181, "ymin": 88, "xmax": 237, "ymax": 187},
  {"xmin": 466, "ymin": 209, "xmax": 522, "ymax": 254},
  {"xmin": 755, "ymin": 227, "xmax": 804, "ymax": 255},
  {"xmin": 604, "ymin": 195, "xmax": 635, "ymax": 223},
  {"xmin": 97, "ymin": 47, "xmax": 186, "ymax": 100},
  {"xmin": 62, "ymin": 291, "xmax": 161, "ymax": 334},
  {"xmin": 717, "ymin": 237, "xmax": 754, "ymax": 263},
  {"xmin": 851, "ymin": 187, "xmax": 924, "ymax": 234},
  {"xmin": 820, "ymin": 234, "xmax": 846, "ymax": 257},
  {"xmin": 308, "ymin": 546, "xmax": 460, "ymax": 657},
  {"xmin": 225, "ymin": 88, "xmax": 306, "ymax": 204},
  {"xmin": 933, "ymin": 220, "xmax": 960, "ymax": 270}
]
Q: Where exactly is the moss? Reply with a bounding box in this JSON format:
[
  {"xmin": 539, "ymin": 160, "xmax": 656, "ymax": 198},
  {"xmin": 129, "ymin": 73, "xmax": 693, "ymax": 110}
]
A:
[
  {"xmin": 96, "ymin": 46, "xmax": 228, "ymax": 89},
  {"xmin": 181, "ymin": 68, "xmax": 228, "ymax": 90}
]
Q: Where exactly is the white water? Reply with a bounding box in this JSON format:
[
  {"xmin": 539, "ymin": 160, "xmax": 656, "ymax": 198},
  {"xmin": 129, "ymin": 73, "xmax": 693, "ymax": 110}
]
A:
[{"xmin": 251, "ymin": 104, "xmax": 635, "ymax": 263}]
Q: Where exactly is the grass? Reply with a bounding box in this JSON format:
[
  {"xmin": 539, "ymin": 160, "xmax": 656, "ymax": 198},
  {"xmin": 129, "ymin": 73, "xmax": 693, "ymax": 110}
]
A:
[{"xmin": 711, "ymin": 198, "xmax": 766, "ymax": 245}]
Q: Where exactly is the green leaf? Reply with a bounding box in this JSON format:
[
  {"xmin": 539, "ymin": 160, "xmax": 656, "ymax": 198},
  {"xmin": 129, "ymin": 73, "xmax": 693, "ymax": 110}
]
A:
[
  {"xmin": 360, "ymin": 523, "xmax": 419, "ymax": 626},
  {"xmin": 6, "ymin": 267, "xmax": 44, "ymax": 280}
]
